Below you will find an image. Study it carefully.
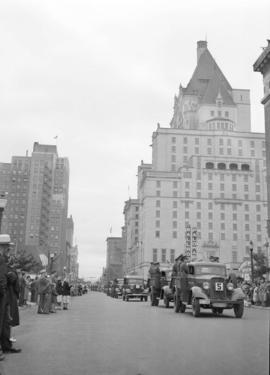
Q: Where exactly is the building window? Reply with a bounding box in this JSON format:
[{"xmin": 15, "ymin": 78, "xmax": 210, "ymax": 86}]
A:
[
  {"xmin": 161, "ymin": 249, "xmax": 166, "ymax": 263},
  {"xmin": 206, "ymin": 162, "xmax": 214, "ymax": 169},
  {"xmin": 220, "ymin": 183, "xmax": 224, "ymax": 191},
  {"xmin": 171, "ymin": 146, "xmax": 176, "ymax": 153},
  {"xmin": 156, "ymin": 190, "xmax": 160, "ymax": 197},
  {"xmin": 153, "ymin": 249, "xmax": 158, "ymax": 262},
  {"xmin": 185, "ymin": 182, "xmax": 190, "ymax": 189},
  {"xmin": 156, "ymin": 210, "xmax": 160, "ymax": 218},
  {"xmin": 256, "ymin": 205, "xmax": 261, "ymax": 212},
  {"xmin": 218, "ymin": 163, "xmax": 226, "ymax": 170},
  {"xmin": 170, "ymin": 249, "xmax": 175, "ymax": 263},
  {"xmin": 173, "ymin": 201, "xmax": 177, "ymax": 208},
  {"xmin": 219, "ymin": 139, "xmax": 224, "ymax": 146},
  {"xmin": 209, "ymin": 222, "xmax": 213, "ymax": 230},
  {"xmin": 208, "ymin": 233, "xmax": 213, "ymax": 241},
  {"xmin": 221, "ymin": 233, "xmax": 225, "ymax": 240},
  {"xmin": 173, "ymin": 221, "xmax": 177, "ymax": 228},
  {"xmin": 171, "ymin": 164, "xmax": 176, "ymax": 171},
  {"xmin": 173, "ymin": 191, "xmax": 178, "ymax": 198},
  {"xmin": 156, "ymin": 200, "xmax": 160, "ymax": 207},
  {"xmin": 171, "ymin": 155, "xmax": 176, "ymax": 162},
  {"xmin": 173, "ymin": 231, "xmax": 177, "ymax": 239},
  {"xmin": 232, "ymin": 251, "xmax": 237, "ymax": 263},
  {"xmin": 155, "ymin": 231, "xmax": 160, "ymax": 238},
  {"xmin": 173, "ymin": 211, "xmax": 177, "ymax": 218},
  {"xmin": 210, "ymin": 110, "xmax": 214, "ymax": 117},
  {"xmin": 208, "ymin": 183, "xmax": 213, "ymax": 190},
  {"xmin": 156, "ymin": 180, "xmax": 161, "ymax": 188},
  {"xmin": 172, "ymin": 137, "xmax": 176, "ymax": 143},
  {"xmin": 156, "ymin": 220, "xmax": 160, "ymax": 228},
  {"xmin": 197, "ymin": 202, "xmax": 201, "ymax": 209},
  {"xmin": 208, "ymin": 202, "xmax": 213, "ymax": 210},
  {"xmin": 207, "ymin": 148, "xmax": 212, "ymax": 155}
]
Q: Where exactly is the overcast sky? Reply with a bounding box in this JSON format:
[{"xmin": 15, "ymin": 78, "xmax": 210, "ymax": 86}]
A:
[{"xmin": 0, "ymin": 0, "xmax": 269, "ymax": 279}]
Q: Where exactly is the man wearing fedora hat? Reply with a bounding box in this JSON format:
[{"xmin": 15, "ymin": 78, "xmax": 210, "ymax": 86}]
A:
[{"xmin": 0, "ymin": 234, "xmax": 21, "ymax": 359}]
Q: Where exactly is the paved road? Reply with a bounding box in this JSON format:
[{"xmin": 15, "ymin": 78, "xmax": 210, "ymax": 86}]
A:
[{"xmin": 1, "ymin": 292, "xmax": 269, "ymax": 375}]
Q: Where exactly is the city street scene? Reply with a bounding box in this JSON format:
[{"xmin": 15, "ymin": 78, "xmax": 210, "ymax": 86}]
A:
[{"xmin": 0, "ymin": 1, "xmax": 269, "ymax": 375}]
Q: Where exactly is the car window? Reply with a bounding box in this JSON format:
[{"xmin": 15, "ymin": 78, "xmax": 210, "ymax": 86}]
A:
[{"xmin": 195, "ymin": 266, "xmax": 226, "ymax": 276}]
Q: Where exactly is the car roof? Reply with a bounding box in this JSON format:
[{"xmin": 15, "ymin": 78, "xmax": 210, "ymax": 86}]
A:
[{"xmin": 124, "ymin": 275, "xmax": 144, "ymax": 279}]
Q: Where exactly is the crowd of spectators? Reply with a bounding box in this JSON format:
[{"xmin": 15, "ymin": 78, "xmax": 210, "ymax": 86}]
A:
[{"xmin": 239, "ymin": 277, "xmax": 270, "ymax": 307}]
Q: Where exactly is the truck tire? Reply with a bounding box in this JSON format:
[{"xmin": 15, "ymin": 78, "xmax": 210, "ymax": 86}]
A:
[
  {"xmin": 144, "ymin": 296, "xmax": 148, "ymax": 302},
  {"xmin": 180, "ymin": 303, "xmax": 186, "ymax": 313},
  {"xmin": 233, "ymin": 301, "xmax": 244, "ymax": 318},
  {"xmin": 192, "ymin": 298, "xmax": 200, "ymax": 317}
]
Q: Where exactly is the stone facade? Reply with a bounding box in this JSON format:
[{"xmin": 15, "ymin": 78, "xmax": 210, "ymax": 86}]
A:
[{"xmin": 133, "ymin": 41, "xmax": 267, "ymax": 279}]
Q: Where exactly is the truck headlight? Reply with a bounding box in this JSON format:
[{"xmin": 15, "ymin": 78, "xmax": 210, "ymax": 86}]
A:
[
  {"xmin": 203, "ymin": 282, "xmax": 210, "ymax": 290},
  {"xmin": 227, "ymin": 283, "xmax": 234, "ymax": 291}
]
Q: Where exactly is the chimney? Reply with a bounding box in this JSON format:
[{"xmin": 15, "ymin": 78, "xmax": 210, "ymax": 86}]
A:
[{"xmin": 197, "ymin": 40, "xmax": 207, "ymax": 62}]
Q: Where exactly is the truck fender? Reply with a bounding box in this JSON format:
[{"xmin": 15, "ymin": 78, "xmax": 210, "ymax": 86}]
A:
[
  {"xmin": 231, "ymin": 288, "xmax": 245, "ymax": 301},
  {"xmin": 191, "ymin": 286, "xmax": 208, "ymax": 300}
]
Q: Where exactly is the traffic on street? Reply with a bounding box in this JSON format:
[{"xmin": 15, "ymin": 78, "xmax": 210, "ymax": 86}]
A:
[{"xmin": 2, "ymin": 290, "xmax": 269, "ymax": 375}]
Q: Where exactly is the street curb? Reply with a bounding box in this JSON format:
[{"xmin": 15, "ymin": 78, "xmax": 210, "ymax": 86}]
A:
[{"xmin": 249, "ymin": 305, "xmax": 270, "ymax": 311}]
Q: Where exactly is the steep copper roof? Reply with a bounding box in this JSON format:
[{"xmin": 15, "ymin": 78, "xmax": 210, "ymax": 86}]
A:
[{"xmin": 185, "ymin": 48, "xmax": 235, "ymax": 106}]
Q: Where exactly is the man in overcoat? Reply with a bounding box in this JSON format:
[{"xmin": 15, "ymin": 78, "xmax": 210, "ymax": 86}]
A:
[{"xmin": 0, "ymin": 235, "xmax": 21, "ymax": 360}]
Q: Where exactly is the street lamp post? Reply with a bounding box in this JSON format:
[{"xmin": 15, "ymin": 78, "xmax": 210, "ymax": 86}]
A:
[{"xmin": 249, "ymin": 241, "xmax": 254, "ymax": 283}]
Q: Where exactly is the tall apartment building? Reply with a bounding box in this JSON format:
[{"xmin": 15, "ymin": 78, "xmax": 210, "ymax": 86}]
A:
[
  {"xmin": 133, "ymin": 41, "xmax": 267, "ymax": 279},
  {"xmin": 123, "ymin": 199, "xmax": 139, "ymax": 275},
  {"xmin": 0, "ymin": 142, "xmax": 70, "ymax": 274}
]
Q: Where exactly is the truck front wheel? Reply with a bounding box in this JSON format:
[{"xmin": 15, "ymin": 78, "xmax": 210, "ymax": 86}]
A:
[{"xmin": 233, "ymin": 301, "xmax": 244, "ymax": 318}]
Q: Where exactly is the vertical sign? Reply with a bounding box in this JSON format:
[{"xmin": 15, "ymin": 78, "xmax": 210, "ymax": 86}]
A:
[
  {"xmin": 191, "ymin": 227, "xmax": 197, "ymax": 260},
  {"xmin": 185, "ymin": 224, "xmax": 191, "ymax": 261}
]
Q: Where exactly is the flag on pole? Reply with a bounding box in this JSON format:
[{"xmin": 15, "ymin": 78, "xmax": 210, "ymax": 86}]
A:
[{"xmin": 54, "ymin": 135, "xmax": 58, "ymax": 139}]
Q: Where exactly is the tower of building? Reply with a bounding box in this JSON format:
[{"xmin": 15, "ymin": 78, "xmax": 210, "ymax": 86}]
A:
[{"xmin": 132, "ymin": 41, "xmax": 267, "ymax": 278}]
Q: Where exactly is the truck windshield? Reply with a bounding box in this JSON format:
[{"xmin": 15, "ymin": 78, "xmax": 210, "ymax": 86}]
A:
[
  {"xmin": 195, "ymin": 266, "xmax": 226, "ymax": 276},
  {"xmin": 127, "ymin": 279, "xmax": 144, "ymax": 285}
]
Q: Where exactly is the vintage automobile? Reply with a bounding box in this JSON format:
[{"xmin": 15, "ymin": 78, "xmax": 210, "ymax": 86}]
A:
[
  {"xmin": 174, "ymin": 261, "xmax": 245, "ymax": 318},
  {"xmin": 113, "ymin": 278, "xmax": 124, "ymax": 298},
  {"xmin": 122, "ymin": 275, "xmax": 148, "ymax": 302}
]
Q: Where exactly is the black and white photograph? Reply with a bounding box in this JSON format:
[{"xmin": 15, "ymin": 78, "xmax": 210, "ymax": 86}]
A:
[{"xmin": 0, "ymin": 1, "xmax": 269, "ymax": 374}]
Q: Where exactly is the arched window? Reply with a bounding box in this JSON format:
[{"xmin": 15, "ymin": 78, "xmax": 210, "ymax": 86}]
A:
[
  {"xmin": 206, "ymin": 162, "xmax": 214, "ymax": 169},
  {"xmin": 229, "ymin": 163, "xmax": 238, "ymax": 170},
  {"xmin": 241, "ymin": 164, "xmax": 250, "ymax": 171},
  {"xmin": 218, "ymin": 163, "xmax": 226, "ymax": 170}
]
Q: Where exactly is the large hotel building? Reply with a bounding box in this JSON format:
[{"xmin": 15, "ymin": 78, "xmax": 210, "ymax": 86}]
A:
[{"xmin": 124, "ymin": 41, "xmax": 267, "ymax": 278}]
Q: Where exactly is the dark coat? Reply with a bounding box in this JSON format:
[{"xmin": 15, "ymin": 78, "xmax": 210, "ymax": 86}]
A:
[
  {"xmin": 56, "ymin": 280, "xmax": 63, "ymax": 295},
  {"xmin": 6, "ymin": 267, "xmax": 20, "ymax": 326},
  {"xmin": 62, "ymin": 281, "xmax": 70, "ymax": 296}
]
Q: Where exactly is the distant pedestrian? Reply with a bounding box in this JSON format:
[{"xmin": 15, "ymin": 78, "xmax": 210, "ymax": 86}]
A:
[
  {"xmin": 62, "ymin": 279, "xmax": 71, "ymax": 310},
  {"xmin": 37, "ymin": 270, "xmax": 51, "ymax": 314},
  {"xmin": 56, "ymin": 278, "xmax": 63, "ymax": 309}
]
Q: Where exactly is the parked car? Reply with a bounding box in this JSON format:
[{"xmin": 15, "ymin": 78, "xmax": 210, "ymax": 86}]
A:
[
  {"xmin": 174, "ymin": 261, "xmax": 245, "ymax": 318},
  {"xmin": 122, "ymin": 276, "xmax": 148, "ymax": 302}
]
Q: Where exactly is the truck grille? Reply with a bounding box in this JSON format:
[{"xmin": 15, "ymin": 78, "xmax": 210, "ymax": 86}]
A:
[{"xmin": 209, "ymin": 277, "xmax": 227, "ymax": 300}]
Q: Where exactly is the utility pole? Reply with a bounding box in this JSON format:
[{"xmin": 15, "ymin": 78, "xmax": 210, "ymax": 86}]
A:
[{"xmin": 249, "ymin": 241, "xmax": 254, "ymax": 283}]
